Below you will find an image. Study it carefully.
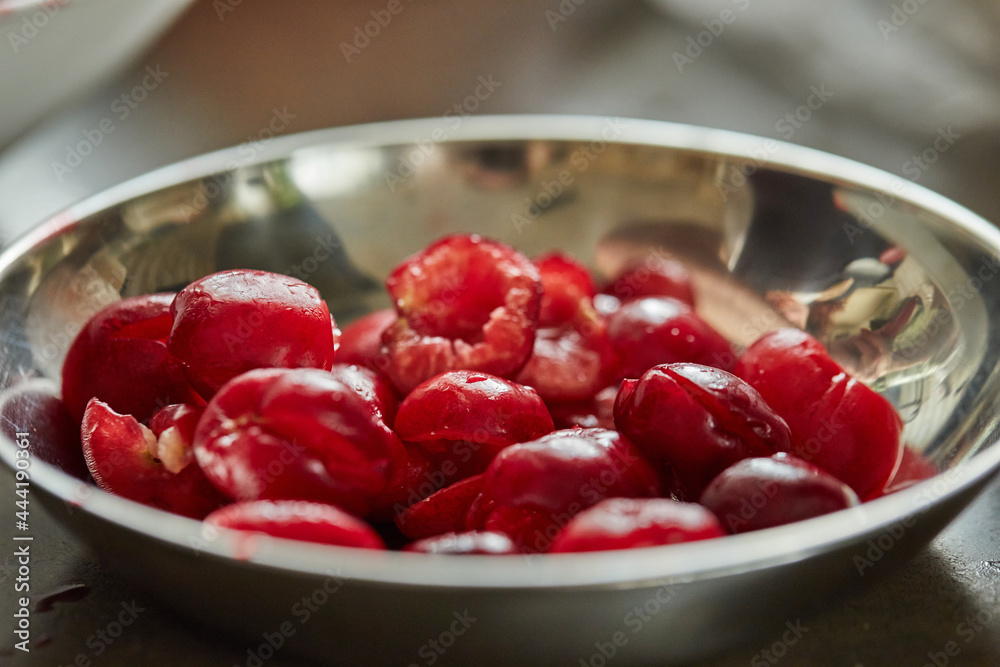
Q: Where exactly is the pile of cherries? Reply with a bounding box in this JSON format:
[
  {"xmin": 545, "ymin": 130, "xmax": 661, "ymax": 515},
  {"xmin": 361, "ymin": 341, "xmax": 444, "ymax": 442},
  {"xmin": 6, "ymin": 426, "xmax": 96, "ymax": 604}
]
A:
[{"xmin": 62, "ymin": 233, "xmax": 929, "ymax": 556}]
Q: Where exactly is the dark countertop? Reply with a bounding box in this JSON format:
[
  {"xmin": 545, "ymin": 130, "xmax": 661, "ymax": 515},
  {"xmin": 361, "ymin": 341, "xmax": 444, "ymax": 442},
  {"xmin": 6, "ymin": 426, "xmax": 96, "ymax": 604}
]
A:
[{"xmin": 1, "ymin": 2, "xmax": 999, "ymax": 665}]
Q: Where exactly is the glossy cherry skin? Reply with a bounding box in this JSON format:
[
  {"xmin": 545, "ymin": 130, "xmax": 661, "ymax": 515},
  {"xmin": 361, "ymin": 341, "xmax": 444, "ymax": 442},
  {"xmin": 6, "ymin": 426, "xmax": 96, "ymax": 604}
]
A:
[
  {"xmin": 327, "ymin": 363, "xmax": 398, "ymax": 428},
  {"xmin": 149, "ymin": 403, "xmax": 202, "ymax": 441},
  {"xmin": 471, "ymin": 427, "xmax": 660, "ymax": 552},
  {"xmin": 733, "ymin": 327, "xmax": 842, "ymax": 396},
  {"xmin": 602, "ymin": 256, "xmax": 695, "ymax": 306},
  {"xmin": 193, "ymin": 367, "xmax": 398, "ymax": 516},
  {"xmin": 205, "ymin": 500, "xmax": 385, "ymax": 549},
  {"xmin": 395, "ymin": 474, "xmax": 485, "ymax": 540},
  {"xmin": 62, "ymin": 294, "xmax": 201, "ymax": 424},
  {"xmin": 533, "ymin": 251, "xmax": 598, "ymax": 327},
  {"xmin": 605, "ymin": 297, "xmax": 735, "ymax": 378},
  {"xmin": 366, "ymin": 442, "xmax": 440, "ymax": 523},
  {"xmin": 734, "ymin": 328, "xmax": 903, "ymax": 500},
  {"xmin": 699, "ymin": 453, "xmax": 859, "ymax": 534},
  {"xmin": 404, "ymin": 531, "xmax": 519, "ymax": 555},
  {"xmin": 168, "ymin": 270, "xmax": 339, "ymax": 398},
  {"xmin": 336, "ymin": 308, "xmax": 397, "ymax": 371},
  {"xmin": 477, "ymin": 504, "xmax": 564, "ymax": 554},
  {"xmin": 1, "ymin": 385, "xmax": 88, "ymax": 479},
  {"xmin": 514, "ymin": 253, "xmax": 619, "ymax": 401},
  {"xmin": 394, "ymin": 370, "xmax": 553, "ymax": 475},
  {"xmin": 614, "ymin": 363, "xmax": 792, "ymax": 500},
  {"xmin": 81, "ymin": 399, "xmax": 226, "ymax": 518},
  {"xmin": 549, "ymin": 498, "xmax": 724, "ymax": 553},
  {"xmin": 379, "ymin": 234, "xmax": 542, "ymax": 394},
  {"xmin": 478, "ymin": 428, "xmax": 660, "ymax": 515},
  {"xmin": 515, "ymin": 305, "xmax": 620, "ymax": 402}
]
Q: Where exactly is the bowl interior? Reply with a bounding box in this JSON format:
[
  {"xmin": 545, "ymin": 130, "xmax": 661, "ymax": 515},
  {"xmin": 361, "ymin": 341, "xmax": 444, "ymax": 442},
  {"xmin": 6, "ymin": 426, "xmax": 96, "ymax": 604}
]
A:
[{"xmin": 2, "ymin": 116, "xmax": 1000, "ymax": 588}]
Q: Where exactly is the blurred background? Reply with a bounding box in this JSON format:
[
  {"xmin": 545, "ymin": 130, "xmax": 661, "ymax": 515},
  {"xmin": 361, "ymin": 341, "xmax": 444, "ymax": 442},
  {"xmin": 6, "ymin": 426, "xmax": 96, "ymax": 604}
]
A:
[
  {"xmin": 1, "ymin": 0, "xmax": 999, "ymax": 247},
  {"xmin": 2, "ymin": 2, "xmax": 1000, "ymax": 665}
]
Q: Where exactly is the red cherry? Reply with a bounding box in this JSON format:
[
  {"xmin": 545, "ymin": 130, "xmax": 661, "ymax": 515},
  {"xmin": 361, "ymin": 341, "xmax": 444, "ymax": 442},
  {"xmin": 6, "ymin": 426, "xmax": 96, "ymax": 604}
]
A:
[
  {"xmin": 533, "ymin": 252, "xmax": 598, "ymax": 327},
  {"xmin": 699, "ymin": 453, "xmax": 859, "ymax": 534},
  {"xmin": 1, "ymin": 385, "xmax": 88, "ymax": 479},
  {"xmin": 193, "ymin": 367, "xmax": 397, "ymax": 516},
  {"xmin": 205, "ymin": 500, "xmax": 385, "ymax": 549},
  {"xmin": 337, "ymin": 308, "xmax": 397, "ymax": 371},
  {"xmin": 515, "ymin": 306, "xmax": 620, "ymax": 402},
  {"xmin": 394, "ymin": 370, "xmax": 553, "ymax": 475},
  {"xmin": 734, "ymin": 328, "xmax": 902, "ymax": 499},
  {"xmin": 148, "ymin": 403, "xmax": 202, "ymax": 441},
  {"xmin": 480, "ymin": 428, "xmax": 660, "ymax": 514},
  {"xmin": 473, "ymin": 428, "xmax": 660, "ymax": 552},
  {"xmin": 605, "ymin": 297, "xmax": 735, "ymax": 378},
  {"xmin": 549, "ymin": 498, "xmax": 724, "ymax": 553},
  {"xmin": 395, "ymin": 474, "xmax": 485, "ymax": 540},
  {"xmin": 602, "ymin": 257, "xmax": 695, "ymax": 306},
  {"xmin": 614, "ymin": 363, "xmax": 791, "ymax": 499},
  {"xmin": 168, "ymin": 270, "xmax": 339, "ymax": 398},
  {"xmin": 733, "ymin": 327, "xmax": 842, "ymax": 399},
  {"xmin": 380, "ymin": 235, "xmax": 542, "ymax": 394},
  {"xmin": 514, "ymin": 254, "xmax": 619, "ymax": 401},
  {"xmin": 480, "ymin": 504, "xmax": 560, "ymax": 553},
  {"xmin": 61, "ymin": 239, "xmax": 919, "ymax": 554},
  {"xmin": 61, "ymin": 294, "xmax": 200, "ymax": 424},
  {"xmin": 81, "ymin": 399, "xmax": 225, "ymax": 518},
  {"xmin": 404, "ymin": 531, "xmax": 518, "ymax": 555},
  {"xmin": 327, "ymin": 363, "xmax": 399, "ymax": 428},
  {"xmin": 366, "ymin": 442, "xmax": 436, "ymax": 523}
]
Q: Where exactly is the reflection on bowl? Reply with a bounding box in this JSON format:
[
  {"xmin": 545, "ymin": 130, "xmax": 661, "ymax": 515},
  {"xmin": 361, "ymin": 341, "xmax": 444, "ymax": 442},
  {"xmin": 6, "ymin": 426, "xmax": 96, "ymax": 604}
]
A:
[{"xmin": 1, "ymin": 116, "xmax": 999, "ymax": 665}]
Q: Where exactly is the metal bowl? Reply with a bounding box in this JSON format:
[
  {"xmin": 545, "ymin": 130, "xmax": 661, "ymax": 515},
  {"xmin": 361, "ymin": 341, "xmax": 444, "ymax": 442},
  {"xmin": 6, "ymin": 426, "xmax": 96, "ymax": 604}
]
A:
[{"xmin": 2, "ymin": 116, "xmax": 999, "ymax": 665}]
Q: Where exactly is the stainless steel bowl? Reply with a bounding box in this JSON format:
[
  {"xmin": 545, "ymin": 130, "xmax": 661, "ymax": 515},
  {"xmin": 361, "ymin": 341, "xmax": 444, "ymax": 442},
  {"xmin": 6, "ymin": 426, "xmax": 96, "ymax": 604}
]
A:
[{"xmin": 2, "ymin": 116, "xmax": 1000, "ymax": 666}]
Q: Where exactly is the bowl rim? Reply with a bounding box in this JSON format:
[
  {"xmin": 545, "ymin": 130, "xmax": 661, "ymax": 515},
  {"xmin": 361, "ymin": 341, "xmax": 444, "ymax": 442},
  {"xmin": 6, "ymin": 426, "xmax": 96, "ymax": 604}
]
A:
[{"xmin": 2, "ymin": 114, "xmax": 1000, "ymax": 589}]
